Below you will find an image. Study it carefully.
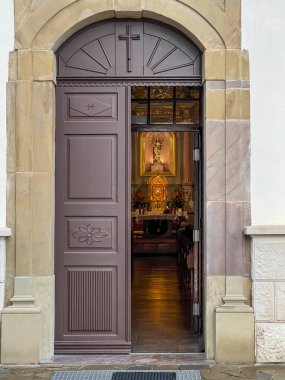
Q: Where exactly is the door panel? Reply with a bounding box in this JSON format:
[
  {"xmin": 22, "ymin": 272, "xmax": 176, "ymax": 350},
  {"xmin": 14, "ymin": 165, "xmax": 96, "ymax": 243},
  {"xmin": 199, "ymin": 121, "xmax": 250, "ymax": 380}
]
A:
[
  {"xmin": 55, "ymin": 86, "xmax": 130, "ymax": 353},
  {"xmin": 68, "ymin": 136, "xmax": 116, "ymax": 200},
  {"xmin": 68, "ymin": 267, "xmax": 115, "ymax": 332}
]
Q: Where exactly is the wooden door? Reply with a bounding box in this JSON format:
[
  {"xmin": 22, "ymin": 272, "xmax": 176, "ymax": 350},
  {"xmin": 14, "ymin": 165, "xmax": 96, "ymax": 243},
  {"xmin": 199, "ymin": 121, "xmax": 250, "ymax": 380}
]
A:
[{"xmin": 55, "ymin": 86, "xmax": 131, "ymax": 353}]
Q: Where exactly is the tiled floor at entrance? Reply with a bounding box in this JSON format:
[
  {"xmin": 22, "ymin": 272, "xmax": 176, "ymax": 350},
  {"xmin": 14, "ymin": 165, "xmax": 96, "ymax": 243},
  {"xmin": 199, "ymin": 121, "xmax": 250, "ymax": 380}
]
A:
[{"xmin": 131, "ymin": 255, "xmax": 202, "ymax": 353}]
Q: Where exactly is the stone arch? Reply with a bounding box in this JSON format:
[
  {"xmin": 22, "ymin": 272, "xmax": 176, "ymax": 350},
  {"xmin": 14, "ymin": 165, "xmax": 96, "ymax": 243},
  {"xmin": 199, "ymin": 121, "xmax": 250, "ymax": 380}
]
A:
[{"xmin": 13, "ymin": 0, "xmax": 238, "ymax": 51}]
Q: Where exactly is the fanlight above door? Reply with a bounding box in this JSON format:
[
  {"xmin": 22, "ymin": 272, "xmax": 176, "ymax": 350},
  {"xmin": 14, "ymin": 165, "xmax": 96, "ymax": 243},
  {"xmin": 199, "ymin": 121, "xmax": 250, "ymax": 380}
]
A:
[{"xmin": 57, "ymin": 20, "xmax": 202, "ymax": 78}]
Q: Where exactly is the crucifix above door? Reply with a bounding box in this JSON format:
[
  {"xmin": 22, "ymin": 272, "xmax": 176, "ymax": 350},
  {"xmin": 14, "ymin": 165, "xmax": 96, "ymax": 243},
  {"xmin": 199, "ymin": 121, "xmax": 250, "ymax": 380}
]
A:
[{"xmin": 119, "ymin": 25, "xmax": 141, "ymax": 72}]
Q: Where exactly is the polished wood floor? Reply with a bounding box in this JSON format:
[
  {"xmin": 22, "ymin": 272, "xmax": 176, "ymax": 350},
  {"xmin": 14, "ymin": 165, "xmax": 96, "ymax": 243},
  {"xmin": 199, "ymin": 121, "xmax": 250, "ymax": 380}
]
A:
[{"xmin": 131, "ymin": 254, "xmax": 202, "ymax": 353}]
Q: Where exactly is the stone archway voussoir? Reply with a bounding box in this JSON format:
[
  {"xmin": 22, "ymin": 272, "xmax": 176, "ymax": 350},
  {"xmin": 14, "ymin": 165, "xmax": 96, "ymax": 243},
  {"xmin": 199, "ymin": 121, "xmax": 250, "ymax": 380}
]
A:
[{"xmin": 27, "ymin": 0, "xmax": 225, "ymax": 51}]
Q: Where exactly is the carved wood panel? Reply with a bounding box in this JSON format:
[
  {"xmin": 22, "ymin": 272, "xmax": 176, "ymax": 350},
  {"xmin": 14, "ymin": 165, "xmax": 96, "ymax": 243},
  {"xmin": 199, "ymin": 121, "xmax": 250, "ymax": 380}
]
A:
[
  {"xmin": 68, "ymin": 94, "xmax": 117, "ymax": 118},
  {"xmin": 67, "ymin": 217, "xmax": 117, "ymax": 251},
  {"xmin": 55, "ymin": 86, "xmax": 130, "ymax": 353},
  {"xmin": 58, "ymin": 23, "xmax": 116, "ymax": 77},
  {"xmin": 68, "ymin": 268, "xmax": 114, "ymax": 332},
  {"xmin": 57, "ymin": 20, "xmax": 201, "ymax": 78},
  {"xmin": 143, "ymin": 22, "xmax": 201, "ymax": 77}
]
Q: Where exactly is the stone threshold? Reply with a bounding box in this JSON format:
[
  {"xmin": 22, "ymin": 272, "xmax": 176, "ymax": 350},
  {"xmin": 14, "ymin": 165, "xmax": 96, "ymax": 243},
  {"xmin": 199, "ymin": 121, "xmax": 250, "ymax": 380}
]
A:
[
  {"xmin": 49, "ymin": 353, "xmax": 211, "ymax": 368},
  {"xmin": 0, "ymin": 353, "xmax": 213, "ymax": 370},
  {"xmin": 1, "ymin": 363, "xmax": 285, "ymax": 380}
]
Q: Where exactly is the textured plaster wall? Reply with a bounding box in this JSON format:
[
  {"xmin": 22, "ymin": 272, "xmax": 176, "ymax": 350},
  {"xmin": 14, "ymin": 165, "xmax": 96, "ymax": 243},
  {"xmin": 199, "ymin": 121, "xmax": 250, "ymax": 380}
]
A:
[
  {"xmin": 242, "ymin": 0, "xmax": 285, "ymax": 225},
  {"xmin": 0, "ymin": 0, "xmax": 14, "ymax": 310}
]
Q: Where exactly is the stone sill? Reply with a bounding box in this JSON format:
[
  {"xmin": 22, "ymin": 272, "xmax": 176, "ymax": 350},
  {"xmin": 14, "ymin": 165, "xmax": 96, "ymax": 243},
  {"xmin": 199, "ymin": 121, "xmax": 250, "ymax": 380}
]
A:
[
  {"xmin": 244, "ymin": 225, "xmax": 285, "ymax": 236},
  {"xmin": 0, "ymin": 227, "xmax": 12, "ymax": 237}
]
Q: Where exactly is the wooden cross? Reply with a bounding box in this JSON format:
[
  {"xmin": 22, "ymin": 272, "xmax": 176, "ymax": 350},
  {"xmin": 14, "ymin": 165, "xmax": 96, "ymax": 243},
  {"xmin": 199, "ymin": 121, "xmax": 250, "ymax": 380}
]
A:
[{"xmin": 119, "ymin": 25, "xmax": 140, "ymax": 72}]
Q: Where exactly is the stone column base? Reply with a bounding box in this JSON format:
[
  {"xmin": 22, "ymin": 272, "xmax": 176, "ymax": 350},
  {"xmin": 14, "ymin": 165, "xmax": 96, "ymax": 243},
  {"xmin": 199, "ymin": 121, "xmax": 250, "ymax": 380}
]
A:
[
  {"xmin": 215, "ymin": 276, "xmax": 254, "ymax": 363},
  {"xmin": 216, "ymin": 305, "xmax": 254, "ymax": 363},
  {"xmin": 1, "ymin": 307, "xmax": 41, "ymax": 364},
  {"xmin": 1, "ymin": 277, "xmax": 41, "ymax": 364}
]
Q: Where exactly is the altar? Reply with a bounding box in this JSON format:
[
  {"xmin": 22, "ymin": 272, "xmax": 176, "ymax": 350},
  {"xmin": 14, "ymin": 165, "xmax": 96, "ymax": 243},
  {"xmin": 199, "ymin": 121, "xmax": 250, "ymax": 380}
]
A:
[
  {"xmin": 131, "ymin": 212, "xmax": 178, "ymax": 254},
  {"xmin": 131, "ymin": 140, "xmax": 191, "ymax": 253},
  {"xmin": 132, "ymin": 212, "xmax": 175, "ymax": 235}
]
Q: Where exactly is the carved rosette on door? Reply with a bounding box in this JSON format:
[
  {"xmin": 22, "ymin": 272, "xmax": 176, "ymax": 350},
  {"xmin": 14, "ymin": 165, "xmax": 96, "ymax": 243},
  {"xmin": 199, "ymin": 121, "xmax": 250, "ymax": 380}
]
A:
[{"xmin": 72, "ymin": 223, "xmax": 110, "ymax": 246}]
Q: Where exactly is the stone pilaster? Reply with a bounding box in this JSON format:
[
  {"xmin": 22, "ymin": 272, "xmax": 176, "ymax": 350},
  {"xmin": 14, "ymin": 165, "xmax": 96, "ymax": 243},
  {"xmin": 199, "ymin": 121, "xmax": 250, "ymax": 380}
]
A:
[{"xmin": 1, "ymin": 47, "xmax": 55, "ymax": 363}]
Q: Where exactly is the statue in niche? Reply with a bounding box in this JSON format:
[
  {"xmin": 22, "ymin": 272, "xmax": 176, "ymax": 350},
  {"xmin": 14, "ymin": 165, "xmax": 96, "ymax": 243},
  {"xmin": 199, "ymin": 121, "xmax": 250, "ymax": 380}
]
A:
[
  {"xmin": 149, "ymin": 133, "xmax": 165, "ymax": 173},
  {"xmin": 140, "ymin": 132, "xmax": 176, "ymax": 176},
  {"xmin": 153, "ymin": 139, "xmax": 163, "ymax": 165}
]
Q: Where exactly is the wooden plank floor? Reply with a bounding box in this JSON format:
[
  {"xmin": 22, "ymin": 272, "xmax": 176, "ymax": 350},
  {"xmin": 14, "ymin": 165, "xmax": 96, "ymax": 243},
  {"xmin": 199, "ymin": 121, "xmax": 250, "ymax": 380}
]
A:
[{"xmin": 131, "ymin": 254, "xmax": 202, "ymax": 353}]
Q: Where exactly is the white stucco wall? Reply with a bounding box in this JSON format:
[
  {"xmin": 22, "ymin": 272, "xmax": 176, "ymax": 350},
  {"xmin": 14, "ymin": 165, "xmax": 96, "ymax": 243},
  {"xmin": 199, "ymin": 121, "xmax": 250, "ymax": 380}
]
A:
[
  {"xmin": 0, "ymin": 0, "xmax": 14, "ymax": 309},
  {"xmin": 242, "ymin": 0, "xmax": 285, "ymax": 225}
]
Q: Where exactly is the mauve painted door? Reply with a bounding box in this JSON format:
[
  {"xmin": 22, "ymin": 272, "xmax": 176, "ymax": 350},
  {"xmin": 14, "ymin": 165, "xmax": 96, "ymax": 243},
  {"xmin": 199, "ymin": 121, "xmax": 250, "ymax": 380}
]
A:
[{"xmin": 55, "ymin": 86, "xmax": 131, "ymax": 353}]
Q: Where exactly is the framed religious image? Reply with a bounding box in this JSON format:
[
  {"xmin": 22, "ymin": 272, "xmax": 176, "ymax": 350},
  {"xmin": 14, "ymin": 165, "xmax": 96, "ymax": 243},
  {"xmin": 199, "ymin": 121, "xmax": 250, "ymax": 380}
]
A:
[{"xmin": 140, "ymin": 132, "xmax": 176, "ymax": 176}]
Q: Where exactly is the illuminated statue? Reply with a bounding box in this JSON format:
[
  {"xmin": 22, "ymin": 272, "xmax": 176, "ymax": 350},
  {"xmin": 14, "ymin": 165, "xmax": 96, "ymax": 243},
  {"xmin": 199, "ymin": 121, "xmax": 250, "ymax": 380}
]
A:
[
  {"xmin": 153, "ymin": 138, "xmax": 162, "ymax": 165},
  {"xmin": 148, "ymin": 133, "xmax": 166, "ymax": 173}
]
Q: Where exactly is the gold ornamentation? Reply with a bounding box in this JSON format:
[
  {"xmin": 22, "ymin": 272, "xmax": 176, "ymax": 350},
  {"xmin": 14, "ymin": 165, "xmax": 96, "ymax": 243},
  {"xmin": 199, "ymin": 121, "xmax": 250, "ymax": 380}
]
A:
[
  {"xmin": 140, "ymin": 132, "xmax": 176, "ymax": 176},
  {"xmin": 149, "ymin": 175, "xmax": 168, "ymax": 212}
]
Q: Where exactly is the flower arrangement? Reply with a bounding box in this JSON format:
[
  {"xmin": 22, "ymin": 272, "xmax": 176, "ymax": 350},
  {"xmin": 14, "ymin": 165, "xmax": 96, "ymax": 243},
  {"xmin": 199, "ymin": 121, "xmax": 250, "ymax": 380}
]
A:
[
  {"xmin": 171, "ymin": 185, "xmax": 185, "ymax": 209},
  {"xmin": 131, "ymin": 187, "xmax": 149, "ymax": 210}
]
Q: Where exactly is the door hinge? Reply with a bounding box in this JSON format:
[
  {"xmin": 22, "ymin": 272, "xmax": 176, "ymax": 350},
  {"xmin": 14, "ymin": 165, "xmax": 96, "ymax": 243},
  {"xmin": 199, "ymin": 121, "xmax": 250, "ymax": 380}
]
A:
[
  {"xmin": 193, "ymin": 229, "xmax": 200, "ymax": 242},
  {"xmin": 193, "ymin": 148, "xmax": 200, "ymax": 162},
  {"xmin": 193, "ymin": 303, "xmax": 200, "ymax": 316}
]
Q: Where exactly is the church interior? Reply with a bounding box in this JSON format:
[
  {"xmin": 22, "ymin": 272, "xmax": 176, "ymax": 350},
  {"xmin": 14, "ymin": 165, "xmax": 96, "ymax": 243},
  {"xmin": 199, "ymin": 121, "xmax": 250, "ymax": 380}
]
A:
[{"xmin": 130, "ymin": 86, "xmax": 203, "ymax": 353}]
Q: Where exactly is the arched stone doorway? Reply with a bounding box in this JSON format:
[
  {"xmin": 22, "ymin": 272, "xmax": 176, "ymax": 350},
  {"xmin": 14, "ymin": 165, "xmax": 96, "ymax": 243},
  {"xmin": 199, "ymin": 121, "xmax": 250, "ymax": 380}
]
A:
[
  {"xmin": 1, "ymin": 0, "xmax": 253, "ymax": 364},
  {"xmin": 55, "ymin": 19, "xmax": 202, "ymax": 353}
]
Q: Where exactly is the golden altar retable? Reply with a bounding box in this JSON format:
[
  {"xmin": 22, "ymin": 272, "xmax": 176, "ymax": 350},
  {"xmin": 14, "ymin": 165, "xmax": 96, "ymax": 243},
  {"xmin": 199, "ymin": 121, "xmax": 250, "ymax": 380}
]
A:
[{"xmin": 149, "ymin": 175, "xmax": 168, "ymax": 212}]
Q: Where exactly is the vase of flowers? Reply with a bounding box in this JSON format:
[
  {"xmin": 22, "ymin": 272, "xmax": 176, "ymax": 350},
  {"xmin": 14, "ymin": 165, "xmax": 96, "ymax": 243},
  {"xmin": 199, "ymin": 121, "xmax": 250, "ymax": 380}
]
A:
[
  {"xmin": 132, "ymin": 188, "xmax": 148, "ymax": 212},
  {"xmin": 171, "ymin": 185, "xmax": 185, "ymax": 210}
]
